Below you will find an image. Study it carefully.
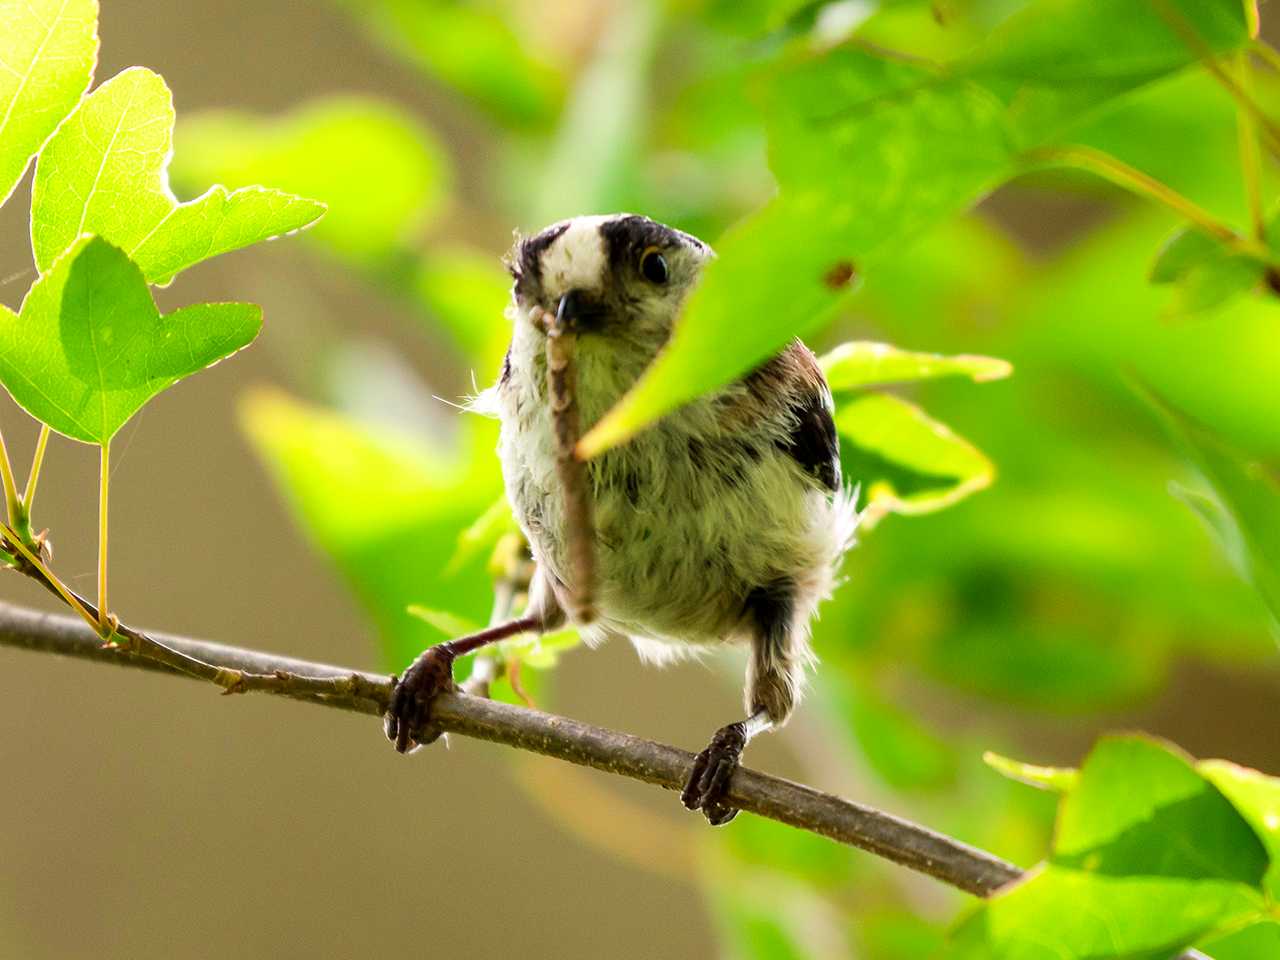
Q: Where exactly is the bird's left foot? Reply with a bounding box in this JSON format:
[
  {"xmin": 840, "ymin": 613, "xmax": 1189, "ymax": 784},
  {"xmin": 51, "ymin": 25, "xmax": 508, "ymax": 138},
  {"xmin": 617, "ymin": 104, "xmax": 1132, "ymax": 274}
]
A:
[
  {"xmin": 681, "ymin": 721, "xmax": 747, "ymax": 825},
  {"xmin": 383, "ymin": 645, "xmax": 457, "ymax": 753}
]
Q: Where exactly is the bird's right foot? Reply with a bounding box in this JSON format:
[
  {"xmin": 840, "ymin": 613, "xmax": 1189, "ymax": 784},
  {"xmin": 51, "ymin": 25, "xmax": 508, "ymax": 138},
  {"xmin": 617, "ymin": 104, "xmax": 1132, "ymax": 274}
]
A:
[{"xmin": 383, "ymin": 645, "xmax": 456, "ymax": 754}]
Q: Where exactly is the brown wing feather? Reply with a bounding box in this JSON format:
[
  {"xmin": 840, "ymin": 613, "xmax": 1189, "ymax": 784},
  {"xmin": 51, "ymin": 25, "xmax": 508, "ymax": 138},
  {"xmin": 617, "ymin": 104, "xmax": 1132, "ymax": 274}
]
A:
[{"xmin": 743, "ymin": 341, "xmax": 841, "ymax": 494}]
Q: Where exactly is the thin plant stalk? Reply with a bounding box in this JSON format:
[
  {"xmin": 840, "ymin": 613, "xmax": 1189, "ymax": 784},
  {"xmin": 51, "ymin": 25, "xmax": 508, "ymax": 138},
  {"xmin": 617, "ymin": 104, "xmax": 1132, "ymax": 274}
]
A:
[
  {"xmin": 1026, "ymin": 145, "xmax": 1270, "ymax": 260},
  {"xmin": 23, "ymin": 425, "xmax": 50, "ymax": 514},
  {"xmin": 0, "ymin": 426, "xmax": 20, "ymax": 529},
  {"xmin": 98, "ymin": 441, "xmax": 110, "ymax": 634},
  {"xmin": 1235, "ymin": 52, "xmax": 1267, "ymax": 243}
]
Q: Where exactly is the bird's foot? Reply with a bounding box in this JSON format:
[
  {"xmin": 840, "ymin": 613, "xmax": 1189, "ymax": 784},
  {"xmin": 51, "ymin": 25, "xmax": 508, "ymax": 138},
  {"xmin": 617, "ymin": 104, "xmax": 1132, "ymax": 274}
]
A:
[
  {"xmin": 681, "ymin": 720, "xmax": 748, "ymax": 826},
  {"xmin": 384, "ymin": 645, "xmax": 457, "ymax": 754}
]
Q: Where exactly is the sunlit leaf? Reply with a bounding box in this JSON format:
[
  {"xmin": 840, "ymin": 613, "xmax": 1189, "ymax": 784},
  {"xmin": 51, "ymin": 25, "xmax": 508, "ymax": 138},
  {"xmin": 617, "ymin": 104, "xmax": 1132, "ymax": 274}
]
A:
[
  {"xmin": 30, "ymin": 67, "xmax": 324, "ymax": 286},
  {"xmin": 820, "ymin": 342, "xmax": 1012, "ymax": 392},
  {"xmin": 0, "ymin": 0, "xmax": 98, "ymax": 207},
  {"xmin": 954, "ymin": 735, "xmax": 1270, "ymax": 959},
  {"xmin": 580, "ymin": 49, "xmax": 1011, "ymax": 457},
  {"xmin": 836, "ymin": 392, "xmax": 995, "ymax": 518},
  {"xmin": 984, "ymin": 752, "xmax": 1079, "ymax": 793},
  {"xmin": 0, "ymin": 236, "xmax": 260, "ymax": 444},
  {"xmin": 174, "ymin": 96, "xmax": 444, "ymax": 269}
]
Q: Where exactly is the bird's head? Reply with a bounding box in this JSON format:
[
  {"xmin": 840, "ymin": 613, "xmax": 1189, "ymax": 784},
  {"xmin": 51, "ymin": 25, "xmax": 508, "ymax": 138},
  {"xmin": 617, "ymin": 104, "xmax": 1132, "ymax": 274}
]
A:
[{"xmin": 505, "ymin": 214, "xmax": 713, "ymax": 361}]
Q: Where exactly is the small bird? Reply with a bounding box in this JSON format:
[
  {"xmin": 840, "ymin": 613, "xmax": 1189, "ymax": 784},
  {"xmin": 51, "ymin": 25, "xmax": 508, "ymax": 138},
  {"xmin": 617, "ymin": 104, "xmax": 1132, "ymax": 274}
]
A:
[{"xmin": 385, "ymin": 214, "xmax": 857, "ymax": 823}]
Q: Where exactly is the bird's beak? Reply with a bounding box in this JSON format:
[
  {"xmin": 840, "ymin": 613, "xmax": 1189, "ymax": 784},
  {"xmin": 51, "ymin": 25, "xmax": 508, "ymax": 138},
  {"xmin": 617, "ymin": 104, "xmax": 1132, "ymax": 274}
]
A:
[{"xmin": 552, "ymin": 289, "xmax": 601, "ymax": 334}]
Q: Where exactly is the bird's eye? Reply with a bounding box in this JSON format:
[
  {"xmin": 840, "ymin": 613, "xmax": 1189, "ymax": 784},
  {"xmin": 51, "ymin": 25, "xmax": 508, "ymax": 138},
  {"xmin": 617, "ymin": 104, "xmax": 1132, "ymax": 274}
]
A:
[{"xmin": 639, "ymin": 246, "xmax": 668, "ymax": 284}]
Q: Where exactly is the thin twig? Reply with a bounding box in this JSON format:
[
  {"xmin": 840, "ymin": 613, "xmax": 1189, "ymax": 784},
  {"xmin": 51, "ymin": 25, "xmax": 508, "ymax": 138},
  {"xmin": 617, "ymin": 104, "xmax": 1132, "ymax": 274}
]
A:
[
  {"xmin": 1025, "ymin": 145, "xmax": 1271, "ymax": 260},
  {"xmin": 0, "ymin": 523, "xmax": 373, "ymax": 701},
  {"xmin": 0, "ymin": 598, "xmax": 1019, "ymax": 897},
  {"xmin": 1235, "ymin": 52, "xmax": 1267, "ymax": 244},
  {"xmin": 539, "ymin": 305, "xmax": 597, "ymax": 624}
]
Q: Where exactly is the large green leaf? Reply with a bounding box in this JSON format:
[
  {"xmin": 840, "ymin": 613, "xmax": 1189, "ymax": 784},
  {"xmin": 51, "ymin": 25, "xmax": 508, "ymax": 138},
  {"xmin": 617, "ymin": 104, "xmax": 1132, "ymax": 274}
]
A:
[
  {"xmin": 0, "ymin": 0, "xmax": 98, "ymax": 207},
  {"xmin": 580, "ymin": 50, "xmax": 1011, "ymax": 457},
  {"xmin": 30, "ymin": 67, "xmax": 325, "ymax": 285},
  {"xmin": 174, "ymin": 96, "xmax": 447, "ymax": 269},
  {"xmin": 0, "ymin": 236, "xmax": 261, "ymax": 444},
  {"xmin": 955, "ymin": 735, "xmax": 1271, "ymax": 959},
  {"xmin": 578, "ymin": 0, "xmax": 1253, "ymax": 458}
]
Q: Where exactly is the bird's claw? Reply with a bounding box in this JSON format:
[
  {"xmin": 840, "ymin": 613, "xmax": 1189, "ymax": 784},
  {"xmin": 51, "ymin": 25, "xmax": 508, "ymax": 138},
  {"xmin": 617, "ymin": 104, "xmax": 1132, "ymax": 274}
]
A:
[
  {"xmin": 383, "ymin": 646, "xmax": 456, "ymax": 754},
  {"xmin": 681, "ymin": 721, "xmax": 747, "ymax": 825}
]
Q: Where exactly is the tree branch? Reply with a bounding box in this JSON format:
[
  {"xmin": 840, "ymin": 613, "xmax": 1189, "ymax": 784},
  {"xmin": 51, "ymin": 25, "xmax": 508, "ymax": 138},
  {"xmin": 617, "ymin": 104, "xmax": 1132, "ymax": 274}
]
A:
[
  {"xmin": 0, "ymin": 598, "xmax": 1020, "ymax": 896},
  {"xmin": 0, "ymin": 599, "xmax": 1216, "ymax": 957}
]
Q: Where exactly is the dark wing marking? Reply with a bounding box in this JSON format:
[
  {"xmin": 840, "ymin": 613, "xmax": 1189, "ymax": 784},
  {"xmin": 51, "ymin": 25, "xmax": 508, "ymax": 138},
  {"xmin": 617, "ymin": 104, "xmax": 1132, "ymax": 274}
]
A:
[{"xmin": 782, "ymin": 390, "xmax": 840, "ymax": 493}]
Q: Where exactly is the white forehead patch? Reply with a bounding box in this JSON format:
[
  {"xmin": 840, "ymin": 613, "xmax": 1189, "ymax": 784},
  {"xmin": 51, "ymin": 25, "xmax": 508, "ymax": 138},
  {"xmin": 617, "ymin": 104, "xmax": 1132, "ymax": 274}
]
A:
[{"xmin": 538, "ymin": 215, "xmax": 612, "ymax": 297}]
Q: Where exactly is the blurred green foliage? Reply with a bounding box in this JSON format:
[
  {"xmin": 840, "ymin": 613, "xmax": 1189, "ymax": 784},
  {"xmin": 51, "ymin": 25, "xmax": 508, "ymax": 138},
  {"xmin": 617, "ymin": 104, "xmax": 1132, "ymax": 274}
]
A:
[{"xmin": 1, "ymin": 0, "xmax": 1279, "ymax": 957}]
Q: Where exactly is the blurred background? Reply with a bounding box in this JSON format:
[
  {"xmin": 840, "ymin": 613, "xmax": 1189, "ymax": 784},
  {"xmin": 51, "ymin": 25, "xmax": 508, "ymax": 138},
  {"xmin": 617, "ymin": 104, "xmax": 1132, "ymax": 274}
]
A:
[{"xmin": 1, "ymin": 0, "xmax": 1277, "ymax": 957}]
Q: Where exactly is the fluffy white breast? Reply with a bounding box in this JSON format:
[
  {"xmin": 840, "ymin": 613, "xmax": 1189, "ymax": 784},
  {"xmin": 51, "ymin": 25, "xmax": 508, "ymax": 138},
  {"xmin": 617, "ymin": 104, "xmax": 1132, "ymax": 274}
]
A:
[{"xmin": 538, "ymin": 215, "xmax": 614, "ymax": 298}]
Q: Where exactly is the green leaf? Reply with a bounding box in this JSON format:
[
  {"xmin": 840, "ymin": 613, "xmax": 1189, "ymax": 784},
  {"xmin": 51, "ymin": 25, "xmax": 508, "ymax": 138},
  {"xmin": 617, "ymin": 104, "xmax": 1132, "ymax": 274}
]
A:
[
  {"xmin": 0, "ymin": 0, "xmax": 98, "ymax": 207},
  {"xmin": 329, "ymin": 0, "xmax": 562, "ymax": 128},
  {"xmin": 30, "ymin": 67, "xmax": 325, "ymax": 286},
  {"xmin": 968, "ymin": 0, "xmax": 1252, "ymax": 144},
  {"xmin": 580, "ymin": 49, "xmax": 1012, "ymax": 456},
  {"xmin": 240, "ymin": 388, "xmax": 504, "ymax": 671},
  {"xmin": 955, "ymin": 735, "xmax": 1271, "ymax": 959},
  {"xmin": 174, "ymin": 96, "xmax": 446, "ymax": 269},
  {"xmin": 1199, "ymin": 760, "xmax": 1280, "ymax": 897},
  {"xmin": 1148, "ymin": 391, "xmax": 1280, "ymax": 634},
  {"xmin": 0, "ymin": 236, "xmax": 261, "ymax": 444},
  {"xmin": 820, "ymin": 341, "xmax": 1012, "ymax": 392},
  {"xmin": 579, "ymin": 0, "xmax": 1254, "ymax": 458},
  {"xmin": 1150, "ymin": 226, "xmax": 1223, "ymax": 284},
  {"xmin": 984, "ymin": 752, "xmax": 1079, "ymax": 793},
  {"xmin": 1148, "ymin": 226, "xmax": 1265, "ymax": 314},
  {"xmin": 835, "ymin": 392, "xmax": 995, "ymax": 518}
]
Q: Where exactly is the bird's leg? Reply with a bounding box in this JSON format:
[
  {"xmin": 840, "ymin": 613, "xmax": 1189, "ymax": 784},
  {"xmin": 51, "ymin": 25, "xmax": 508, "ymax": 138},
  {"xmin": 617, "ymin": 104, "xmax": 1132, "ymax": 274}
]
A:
[
  {"xmin": 681, "ymin": 709, "xmax": 773, "ymax": 825},
  {"xmin": 384, "ymin": 615, "xmax": 541, "ymax": 753},
  {"xmin": 683, "ymin": 579, "xmax": 800, "ymax": 824}
]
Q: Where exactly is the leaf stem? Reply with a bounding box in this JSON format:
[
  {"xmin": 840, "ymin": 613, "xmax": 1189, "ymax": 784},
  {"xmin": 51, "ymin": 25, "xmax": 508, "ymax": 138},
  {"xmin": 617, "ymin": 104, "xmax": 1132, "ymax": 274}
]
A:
[
  {"xmin": 0, "ymin": 426, "xmax": 21, "ymax": 529},
  {"xmin": 98, "ymin": 441, "xmax": 110, "ymax": 633},
  {"xmin": 1251, "ymin": 39, "xmax": 1280, "ymax": 76},
  {"xmin": 23, "ymin": 425, "xmax": 50, "ymax": 514},
  {"xmin": 1234, "ymin": 52, "xmax": 1267, "ymax": 244},
  {"xmin": 1025, "ymin": 145, "xmax": 1269, "ymax": 260}
]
